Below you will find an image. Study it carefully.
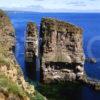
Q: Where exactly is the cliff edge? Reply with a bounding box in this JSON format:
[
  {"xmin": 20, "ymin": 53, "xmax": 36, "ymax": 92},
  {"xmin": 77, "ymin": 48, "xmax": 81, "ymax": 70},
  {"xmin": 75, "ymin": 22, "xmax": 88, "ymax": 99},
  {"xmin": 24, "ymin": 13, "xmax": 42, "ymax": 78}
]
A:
[{"xmin": 0, "ymin": 9, "xmax": 35, "ymax": 99}]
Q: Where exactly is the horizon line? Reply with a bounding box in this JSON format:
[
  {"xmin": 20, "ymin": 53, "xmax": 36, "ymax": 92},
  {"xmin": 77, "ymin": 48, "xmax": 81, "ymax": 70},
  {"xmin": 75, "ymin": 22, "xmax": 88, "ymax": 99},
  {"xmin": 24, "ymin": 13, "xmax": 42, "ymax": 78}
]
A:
[
  {"xmin": 5, "ymin": 10, "xmax": 100, "ymax": 13},
  {"xmin": 1, "ymin": 7, "xmax": 100, "ymax": 13}
]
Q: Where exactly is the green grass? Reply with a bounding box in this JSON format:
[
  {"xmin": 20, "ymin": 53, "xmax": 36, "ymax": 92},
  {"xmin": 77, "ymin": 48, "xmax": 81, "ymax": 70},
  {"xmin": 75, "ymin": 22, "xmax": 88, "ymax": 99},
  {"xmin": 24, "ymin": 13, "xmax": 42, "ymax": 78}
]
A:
[
  {"xmin": 29, "ymin": 90, "xmax": 45, "ymax": 100},
  {"xmin": 0, "ymin": 74, "xmax": 26, "ymax": 97},
  {"xmin": 0, "ymin": 54, "xmax": 10, "ymax": 66}
]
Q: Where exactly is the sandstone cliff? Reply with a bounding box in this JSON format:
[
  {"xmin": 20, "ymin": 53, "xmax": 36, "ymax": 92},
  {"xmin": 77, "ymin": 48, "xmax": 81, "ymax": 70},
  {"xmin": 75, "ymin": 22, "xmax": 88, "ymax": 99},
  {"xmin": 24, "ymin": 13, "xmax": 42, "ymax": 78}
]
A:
[
  {"xmin": 40, "ymin": 18, "xmax": 85, "ymax": 83},
  {"xmin": 0, "ymin": 9, "xmax": 35, "ymax": 99}
]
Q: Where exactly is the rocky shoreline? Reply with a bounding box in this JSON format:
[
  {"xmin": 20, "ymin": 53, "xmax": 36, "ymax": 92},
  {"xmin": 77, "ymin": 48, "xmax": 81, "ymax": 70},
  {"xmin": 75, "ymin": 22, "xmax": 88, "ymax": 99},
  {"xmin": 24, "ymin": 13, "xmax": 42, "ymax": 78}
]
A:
[{"xmin": 0, "ymin": 9, "xmax": 100, "ymax": 100}]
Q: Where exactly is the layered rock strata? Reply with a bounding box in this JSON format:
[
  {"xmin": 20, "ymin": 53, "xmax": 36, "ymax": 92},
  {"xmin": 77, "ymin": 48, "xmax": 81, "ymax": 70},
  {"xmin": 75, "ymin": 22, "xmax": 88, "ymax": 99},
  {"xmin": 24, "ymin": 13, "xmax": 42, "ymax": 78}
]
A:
[
  {"xmin": 25, "ymin": 22, "xmax": 38, "ymax": 80},
  {"xmin": 40, "ymin": 18, "xmax": 85, "ymax": 83},
  {"xmin": 25, "ymin": 22, "xmax": 38, "ymax": 62}
]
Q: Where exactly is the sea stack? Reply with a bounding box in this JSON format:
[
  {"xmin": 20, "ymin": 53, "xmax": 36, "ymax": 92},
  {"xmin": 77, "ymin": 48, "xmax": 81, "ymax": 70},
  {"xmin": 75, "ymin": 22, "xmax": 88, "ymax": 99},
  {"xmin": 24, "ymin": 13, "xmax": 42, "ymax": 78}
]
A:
[
  {"xmin": 40, "ymin": 18, "xmax": 85, "ymax": 83},
  {"xmin": 25, "ymin": 22, "xmax": 38, "ymax": 80}
]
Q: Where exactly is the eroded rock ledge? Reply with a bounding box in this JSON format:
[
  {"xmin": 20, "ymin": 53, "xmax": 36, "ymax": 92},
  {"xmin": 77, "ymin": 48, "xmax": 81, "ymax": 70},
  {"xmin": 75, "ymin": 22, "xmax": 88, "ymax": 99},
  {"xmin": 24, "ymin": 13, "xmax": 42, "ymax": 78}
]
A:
[{"xmin": 40, "ymin": 18, "xmax": 85, "ymax": 83}]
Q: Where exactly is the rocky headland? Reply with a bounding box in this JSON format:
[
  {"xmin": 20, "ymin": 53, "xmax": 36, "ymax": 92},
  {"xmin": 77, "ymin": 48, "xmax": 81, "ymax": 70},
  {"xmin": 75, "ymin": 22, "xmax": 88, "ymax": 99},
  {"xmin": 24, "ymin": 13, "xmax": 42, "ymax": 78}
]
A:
[{"xmin": 0, "ymin": 9, "xmax": 100, "ymax": 100}]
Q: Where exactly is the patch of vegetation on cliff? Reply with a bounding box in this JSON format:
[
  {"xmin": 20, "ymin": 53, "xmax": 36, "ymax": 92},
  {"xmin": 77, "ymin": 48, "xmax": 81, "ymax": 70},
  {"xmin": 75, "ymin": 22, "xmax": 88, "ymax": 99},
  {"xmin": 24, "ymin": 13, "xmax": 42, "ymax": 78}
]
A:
[
  {"xmin": 29, "ymin": 90, "xmax": 45, "ymax": 100},
  {"xmin": 0, "ymin": 54, "xmax": 10, "ymax": 66},
  {"xmin": 41, "ymin": 18, "xmax": 82, "ymax": 33},
  {"xmin": 27, "ymin": 22, "xmax": 38, "ymax": 36},
  {"xmin": 0, "ymin": 72, "xmax": 45, "ymax": 99},
  {"xmin": 0, "ymin": 74, "xmax": 26, "ymax": 98},
  {"xmin": 0, "ymin": 9, "xmax": 15, "ymax": 37}
]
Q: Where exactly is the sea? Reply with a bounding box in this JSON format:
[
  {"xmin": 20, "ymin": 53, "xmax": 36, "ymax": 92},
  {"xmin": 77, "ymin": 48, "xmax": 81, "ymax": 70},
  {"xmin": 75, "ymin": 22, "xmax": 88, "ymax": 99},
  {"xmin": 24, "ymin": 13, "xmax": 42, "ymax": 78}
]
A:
[{"xmin": 6, "ymin": 11, "xmax": 100, "ymax": 100}]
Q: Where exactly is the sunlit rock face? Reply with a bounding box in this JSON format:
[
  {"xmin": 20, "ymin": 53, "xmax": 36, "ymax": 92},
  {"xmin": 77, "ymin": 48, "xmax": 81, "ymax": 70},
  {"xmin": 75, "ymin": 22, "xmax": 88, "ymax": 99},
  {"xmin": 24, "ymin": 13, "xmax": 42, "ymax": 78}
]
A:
[
  {"xmin": 0, "ymin": 10, "xmax": 15, "ymax": 51},
  {"xmin": 40, "ymin": 18, "xmax": 85, "ymax": 83},
  {"xmin": 0, "ymin": 9, "xmax": 35, "ymax": 99}
]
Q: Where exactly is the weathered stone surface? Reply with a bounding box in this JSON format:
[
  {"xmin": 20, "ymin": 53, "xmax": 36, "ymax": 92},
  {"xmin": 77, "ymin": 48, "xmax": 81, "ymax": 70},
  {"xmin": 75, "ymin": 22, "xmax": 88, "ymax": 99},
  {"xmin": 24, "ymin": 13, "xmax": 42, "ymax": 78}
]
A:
[{"xmin": 40, "ymin": 18, "xmax": 85, "ymax": 83}]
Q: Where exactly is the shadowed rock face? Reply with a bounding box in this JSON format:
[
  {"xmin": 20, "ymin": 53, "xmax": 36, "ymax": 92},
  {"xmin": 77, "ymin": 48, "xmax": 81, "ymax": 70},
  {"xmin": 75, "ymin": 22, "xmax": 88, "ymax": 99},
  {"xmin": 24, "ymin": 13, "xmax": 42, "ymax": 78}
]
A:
[{"xmin": 40, "ymin": 18, "xmax": 85, "ymax": 83}]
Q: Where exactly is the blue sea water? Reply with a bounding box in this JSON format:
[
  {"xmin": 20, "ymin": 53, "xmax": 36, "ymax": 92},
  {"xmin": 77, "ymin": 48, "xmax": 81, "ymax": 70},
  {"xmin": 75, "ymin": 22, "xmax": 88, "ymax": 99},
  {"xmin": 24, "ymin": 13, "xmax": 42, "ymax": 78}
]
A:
[{"xmin": 6, "ymin": 11, "xmax": 100, "ymax": 100}]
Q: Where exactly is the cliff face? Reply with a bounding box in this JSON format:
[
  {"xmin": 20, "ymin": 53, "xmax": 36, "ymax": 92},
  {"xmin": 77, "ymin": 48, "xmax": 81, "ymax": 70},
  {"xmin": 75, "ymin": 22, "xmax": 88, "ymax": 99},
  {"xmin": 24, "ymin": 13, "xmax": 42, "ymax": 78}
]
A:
[
  {"xmin": 0, "ymin": 10, "xmax": 35, "ymax": 99},
  {"xmin": 40, "ymin": 18, "xmax": 85, "ymax": 83},
  {"xmin": 0, "ymin": 10, "xmax": 15, "ymax": 51}
]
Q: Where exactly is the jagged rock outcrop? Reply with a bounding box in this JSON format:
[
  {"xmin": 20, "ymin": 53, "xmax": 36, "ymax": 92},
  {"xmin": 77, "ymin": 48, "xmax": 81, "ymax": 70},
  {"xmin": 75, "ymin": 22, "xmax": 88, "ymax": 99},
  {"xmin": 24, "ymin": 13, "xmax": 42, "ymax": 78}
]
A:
[
  {"xmin": 40, "ymin": 18, "xmax": 85, "ymax": 83},
  {"xmin": 0, "ymin": 9, "xmax": 35, "ymax": 99},
  {"xmin": 25, "ymin": 22, "xmax": 38, "ymax": 80}
]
